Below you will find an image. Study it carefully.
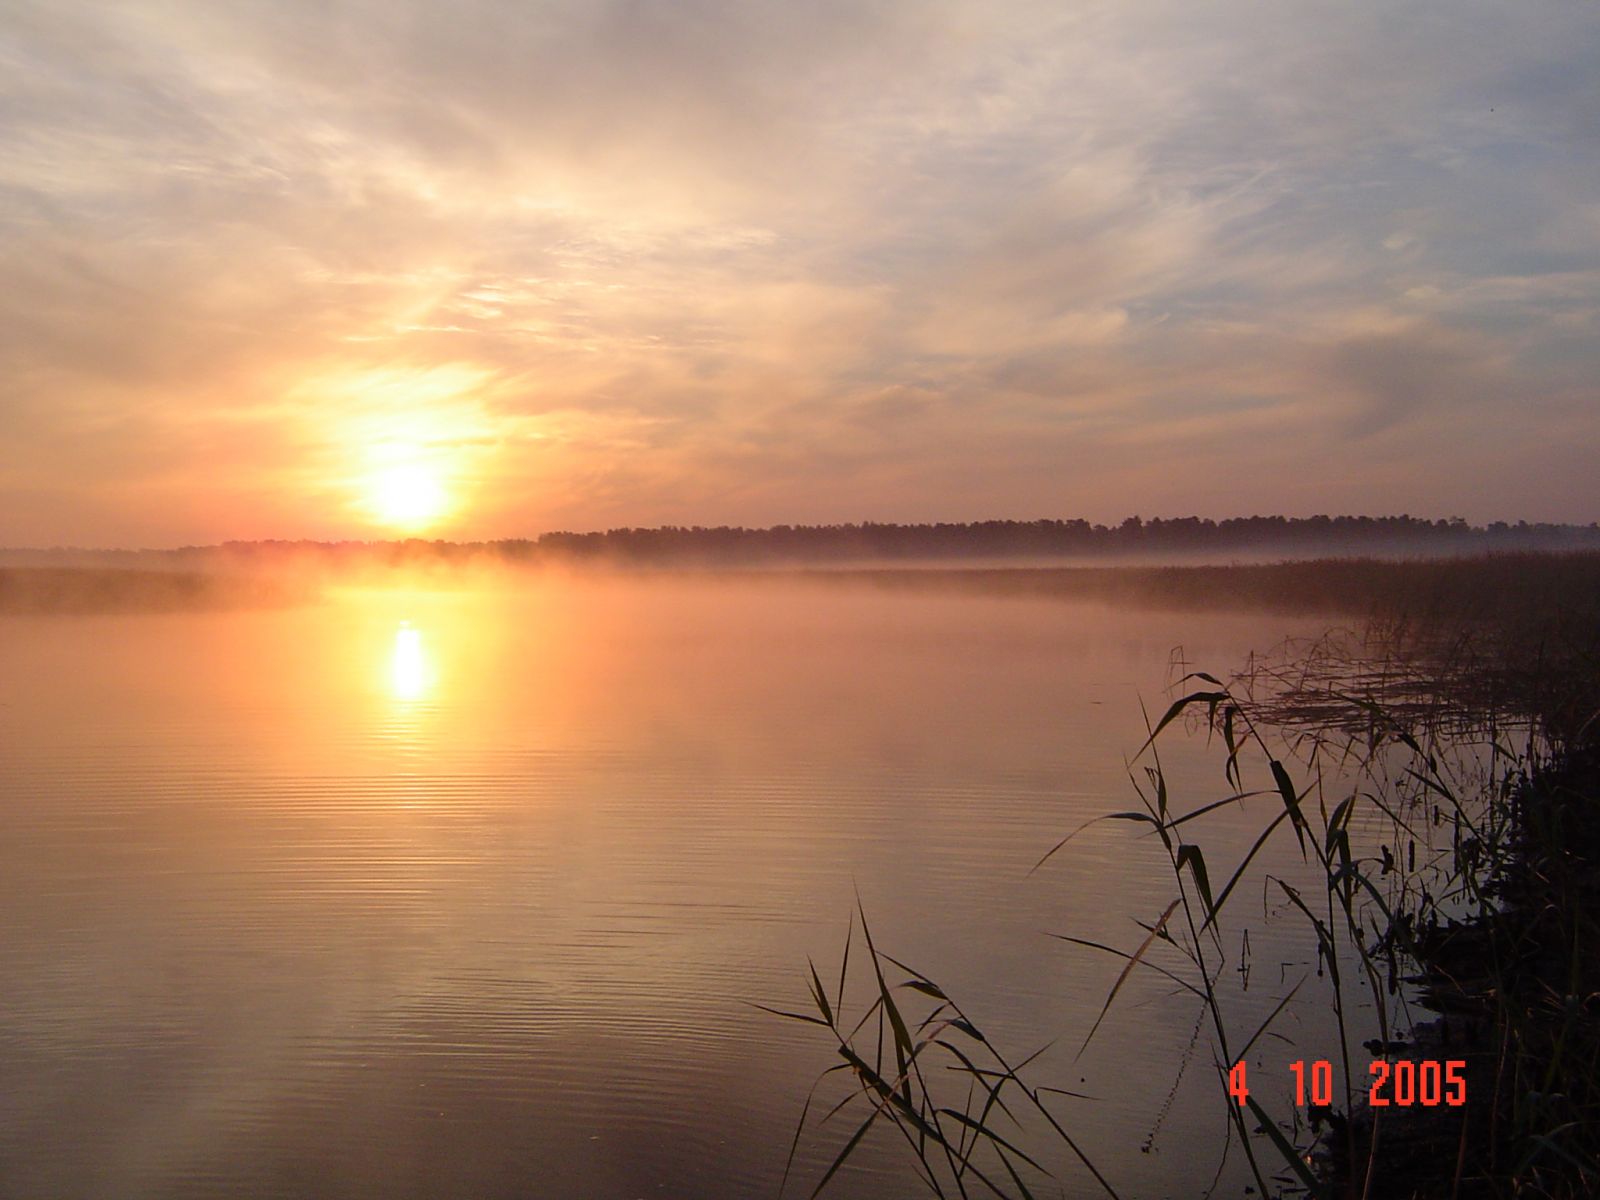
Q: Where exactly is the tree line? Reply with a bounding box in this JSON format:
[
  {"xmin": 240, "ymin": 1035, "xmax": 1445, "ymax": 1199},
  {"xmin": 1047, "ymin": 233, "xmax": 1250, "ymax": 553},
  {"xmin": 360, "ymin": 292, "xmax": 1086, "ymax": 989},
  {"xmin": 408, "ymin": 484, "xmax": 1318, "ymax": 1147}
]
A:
[{"xmin": 161, "ymin": 513, "xmax": 1600, "ymax": 566}]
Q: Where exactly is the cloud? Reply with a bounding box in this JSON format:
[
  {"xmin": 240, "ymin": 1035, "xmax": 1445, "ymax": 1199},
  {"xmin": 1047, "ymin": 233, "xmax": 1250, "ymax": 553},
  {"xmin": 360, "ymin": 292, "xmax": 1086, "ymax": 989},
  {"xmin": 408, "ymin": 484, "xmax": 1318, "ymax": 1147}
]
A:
[
  {"xmin": 1320, "ymin": 322, "xmax": 1510, "ymax": 437},
  {"xmin": 2, "ymin": 0, "xmax": 1599, "ymax": 542}
]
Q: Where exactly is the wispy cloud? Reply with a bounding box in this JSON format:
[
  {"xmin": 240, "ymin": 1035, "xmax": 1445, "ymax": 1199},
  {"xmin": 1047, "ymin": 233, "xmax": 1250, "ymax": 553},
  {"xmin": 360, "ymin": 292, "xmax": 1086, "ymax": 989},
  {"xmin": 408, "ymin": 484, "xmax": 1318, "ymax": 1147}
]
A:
[{"xmin": 2, "ymin": 0, "xmax": 1597, "ymax": 543}]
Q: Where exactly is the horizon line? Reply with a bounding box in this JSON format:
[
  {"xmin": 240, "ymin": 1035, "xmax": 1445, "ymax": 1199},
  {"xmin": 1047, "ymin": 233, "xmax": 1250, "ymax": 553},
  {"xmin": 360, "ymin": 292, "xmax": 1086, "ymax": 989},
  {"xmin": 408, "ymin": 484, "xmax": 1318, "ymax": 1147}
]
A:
[{"xmin": 5, "ymin": 512, "xmax": 1599, "ymax": 556}]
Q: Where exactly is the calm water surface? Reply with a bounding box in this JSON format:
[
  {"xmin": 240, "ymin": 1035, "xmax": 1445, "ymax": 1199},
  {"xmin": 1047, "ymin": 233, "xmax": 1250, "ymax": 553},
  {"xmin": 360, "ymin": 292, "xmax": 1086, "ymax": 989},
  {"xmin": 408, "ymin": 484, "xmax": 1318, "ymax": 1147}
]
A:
[{"xmin": 1, "ymin": 575, "xmax": 1350, "ymax": 1198}]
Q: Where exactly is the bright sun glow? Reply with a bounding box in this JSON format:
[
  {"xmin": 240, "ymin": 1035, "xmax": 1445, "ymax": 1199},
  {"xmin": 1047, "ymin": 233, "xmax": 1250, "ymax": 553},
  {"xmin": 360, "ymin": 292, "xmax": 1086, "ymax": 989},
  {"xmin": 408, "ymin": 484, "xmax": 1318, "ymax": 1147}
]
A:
[
  {"xmin": 390, "ymin": 621, "xmax": 430, "ymax": 701},
  {"xmin": 371, "ymin": 464, "xmax": 448, "ymax": 530}
]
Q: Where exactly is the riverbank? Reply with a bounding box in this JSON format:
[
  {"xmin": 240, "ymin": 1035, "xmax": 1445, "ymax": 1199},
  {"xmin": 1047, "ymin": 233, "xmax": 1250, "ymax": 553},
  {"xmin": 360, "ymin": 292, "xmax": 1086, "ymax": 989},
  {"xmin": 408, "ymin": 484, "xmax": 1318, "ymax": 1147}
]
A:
[
  {"xmin": 1250, "ymin": 563, "xmax": 1600, "ymax": 1197},
  {"xmin": 1321, "ymin": 741, "xmax": 1600, "ymax": 1199},
  {"xmin": 786, "ymin": 552, "xmax": 1600, "ymax": 622}
]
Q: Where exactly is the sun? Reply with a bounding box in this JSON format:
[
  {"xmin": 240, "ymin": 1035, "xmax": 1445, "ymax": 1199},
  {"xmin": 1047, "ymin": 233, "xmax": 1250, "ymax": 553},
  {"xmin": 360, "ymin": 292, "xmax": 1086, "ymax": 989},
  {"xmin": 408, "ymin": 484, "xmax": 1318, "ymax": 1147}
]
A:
[{"xmin": 369, "ymin": 463, "xmax": 449, "ymax": 531}]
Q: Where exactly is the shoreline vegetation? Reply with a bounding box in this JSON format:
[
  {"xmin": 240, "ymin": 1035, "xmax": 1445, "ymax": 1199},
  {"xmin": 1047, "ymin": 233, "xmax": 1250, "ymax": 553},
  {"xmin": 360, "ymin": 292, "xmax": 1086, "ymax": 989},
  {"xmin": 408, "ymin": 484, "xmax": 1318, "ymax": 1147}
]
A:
[
  {"xmin": 4, "ymin": 514, "xmax": 1600, "ymax": 571},
  {"xmin": 767, "ymin": 553, "xmax": 1598, "ymax": 1198},
  {"xmin": 1323, "ymin": 744, "xmax": 1600, "ymax": 1200},
  {"xmin": 782, "ymin": 553, "xmax": 1600, "ymax": 622},
  {"xmin": 6, "ymin": 548, "xmax": 1600, "ymax": 626},
  {"xmin": 1234, "ymin": 601, "xmax": 1598, "ymax": 1198}
]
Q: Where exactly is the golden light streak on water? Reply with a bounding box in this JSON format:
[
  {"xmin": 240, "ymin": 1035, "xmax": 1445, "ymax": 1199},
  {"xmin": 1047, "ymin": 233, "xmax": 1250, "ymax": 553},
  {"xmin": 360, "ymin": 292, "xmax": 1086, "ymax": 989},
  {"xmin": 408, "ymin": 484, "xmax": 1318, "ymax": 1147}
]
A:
[{"xmin": 390, "ymin": 621, "xmax": 431, "ymax": 702}]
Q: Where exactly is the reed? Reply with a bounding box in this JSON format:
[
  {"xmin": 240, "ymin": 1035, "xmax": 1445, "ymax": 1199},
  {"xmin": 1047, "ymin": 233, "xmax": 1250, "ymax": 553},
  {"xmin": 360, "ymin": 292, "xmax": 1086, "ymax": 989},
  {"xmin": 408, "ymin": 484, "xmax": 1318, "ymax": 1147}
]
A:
[{"xmin": 774, "ymin": 558, "xmax": 1600, "ymax": 1198}]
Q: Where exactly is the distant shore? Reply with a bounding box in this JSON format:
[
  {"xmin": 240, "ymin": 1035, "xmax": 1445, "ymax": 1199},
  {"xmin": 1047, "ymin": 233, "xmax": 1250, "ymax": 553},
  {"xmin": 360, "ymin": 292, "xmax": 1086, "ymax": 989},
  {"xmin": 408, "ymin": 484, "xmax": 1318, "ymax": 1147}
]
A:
[
  {"xmin": 6, "ymin": 552, "xmax": 1600, "ymax": 621},
  {"xmin": 772, "ymin": 551, "xmax": 1600, "ymax": 619},
  {"xmin": 0, "ymin": 567, "xmax": 310, "ymax": 615},
  {"xmin": 4, "ymin": 513, "xmax": 1599, "ymax": 573}
]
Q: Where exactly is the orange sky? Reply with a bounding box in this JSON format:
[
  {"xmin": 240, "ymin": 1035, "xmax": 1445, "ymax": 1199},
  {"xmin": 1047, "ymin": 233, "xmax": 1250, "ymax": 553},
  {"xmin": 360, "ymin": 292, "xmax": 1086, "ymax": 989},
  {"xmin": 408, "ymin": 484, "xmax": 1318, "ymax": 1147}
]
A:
[{"xmin": 2, "ymin": 1, "xmax": 1598, "ymax": 546}]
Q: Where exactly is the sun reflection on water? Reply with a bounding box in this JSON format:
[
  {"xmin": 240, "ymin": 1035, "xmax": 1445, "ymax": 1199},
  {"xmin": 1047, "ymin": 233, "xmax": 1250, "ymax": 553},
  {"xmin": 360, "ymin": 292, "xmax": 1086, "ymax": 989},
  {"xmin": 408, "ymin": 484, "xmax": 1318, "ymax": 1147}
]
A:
[{"xmin": 390, "ymin": 621, "xmax": 431, "ymax": 702}]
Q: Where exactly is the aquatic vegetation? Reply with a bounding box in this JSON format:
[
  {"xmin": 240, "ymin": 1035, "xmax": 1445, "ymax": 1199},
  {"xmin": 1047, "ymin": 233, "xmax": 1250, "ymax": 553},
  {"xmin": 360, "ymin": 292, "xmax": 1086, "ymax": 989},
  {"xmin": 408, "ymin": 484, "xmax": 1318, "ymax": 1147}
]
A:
[{"xmin": 777, "ymin": 556, "xmax": 1600, "ymax": 1198}]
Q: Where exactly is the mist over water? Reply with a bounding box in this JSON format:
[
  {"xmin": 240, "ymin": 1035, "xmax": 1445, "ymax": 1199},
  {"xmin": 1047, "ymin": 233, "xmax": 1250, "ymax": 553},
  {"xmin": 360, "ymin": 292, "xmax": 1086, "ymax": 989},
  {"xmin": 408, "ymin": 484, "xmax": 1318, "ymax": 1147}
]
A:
[{"xmin": 3, "ymin": 574, "xmax": 1351, "ymax": 1197}]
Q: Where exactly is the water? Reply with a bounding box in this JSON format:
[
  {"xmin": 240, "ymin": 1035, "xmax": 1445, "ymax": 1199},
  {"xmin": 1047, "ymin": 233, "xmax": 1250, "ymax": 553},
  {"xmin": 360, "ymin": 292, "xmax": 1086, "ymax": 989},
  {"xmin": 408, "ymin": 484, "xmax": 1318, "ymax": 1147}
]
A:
[{"xmin": 1, "ymin": 573, "xmax": 1348, "ymax": 1198}]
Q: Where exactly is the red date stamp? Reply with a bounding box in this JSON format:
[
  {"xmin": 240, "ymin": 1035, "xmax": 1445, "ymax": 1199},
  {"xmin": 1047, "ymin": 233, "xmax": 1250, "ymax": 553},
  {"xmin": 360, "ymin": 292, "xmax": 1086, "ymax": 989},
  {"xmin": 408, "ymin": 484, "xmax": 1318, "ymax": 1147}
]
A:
[{"xmin": 1228, "ymin": 1059, "xmax": 1466, "ymax": 1108}]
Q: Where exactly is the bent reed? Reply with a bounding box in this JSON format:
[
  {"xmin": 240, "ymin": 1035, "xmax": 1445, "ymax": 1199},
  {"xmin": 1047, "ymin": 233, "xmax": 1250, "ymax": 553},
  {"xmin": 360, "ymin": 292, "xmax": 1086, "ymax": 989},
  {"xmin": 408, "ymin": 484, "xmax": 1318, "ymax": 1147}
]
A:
[{"xmin": 774, "ymin": 553, "xmax": 1600, "ymax": 1199}]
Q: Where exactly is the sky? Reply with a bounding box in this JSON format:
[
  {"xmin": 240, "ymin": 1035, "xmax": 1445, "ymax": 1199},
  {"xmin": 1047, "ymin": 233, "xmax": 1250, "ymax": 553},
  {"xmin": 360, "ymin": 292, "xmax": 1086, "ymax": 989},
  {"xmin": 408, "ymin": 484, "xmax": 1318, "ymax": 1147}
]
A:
[{"xmin": 2, "ymin": 0, "xmax": 1598, "ymax": 546}]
